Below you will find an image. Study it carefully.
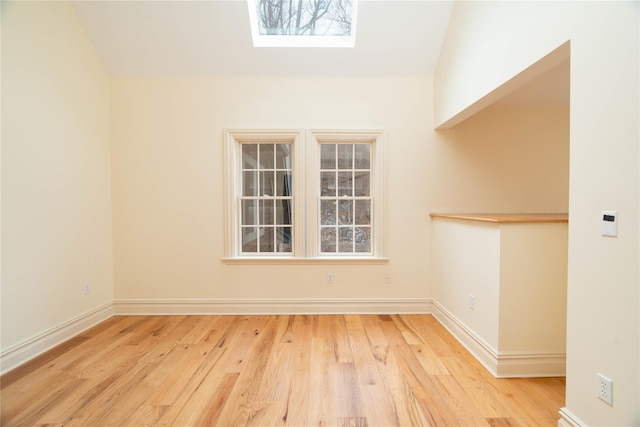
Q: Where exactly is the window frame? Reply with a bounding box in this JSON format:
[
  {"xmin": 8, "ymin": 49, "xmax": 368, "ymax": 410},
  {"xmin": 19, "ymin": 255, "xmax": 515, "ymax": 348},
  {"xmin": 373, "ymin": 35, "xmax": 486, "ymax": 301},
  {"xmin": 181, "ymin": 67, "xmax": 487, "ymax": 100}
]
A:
[
  {"xmin": 223, "ymin": 129, "xmax": 386, "ymax": 264},
  {"xmin": 307, "ymin": 129, "xmax": 385, "ymax": 259},
  {"xmin": 224, "ymin": 129, "xmax": 305, "ymax": 259}
]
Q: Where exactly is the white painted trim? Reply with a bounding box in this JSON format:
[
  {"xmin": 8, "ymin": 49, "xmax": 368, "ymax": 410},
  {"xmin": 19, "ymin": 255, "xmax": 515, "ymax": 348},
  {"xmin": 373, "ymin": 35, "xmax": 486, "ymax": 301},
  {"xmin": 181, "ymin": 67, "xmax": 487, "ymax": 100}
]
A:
[
  {"xmin": 113, "ymin": 298, "xmax": 432, "ymax": 316},
  {"xmin": 0, "ymin": 302, "xmax": 114, "ymax": 375},
  {"xmin": 558, "ymin": 407, "xmax": 588, "ymax": 427},
  {"xmin": 307, "ymin": 129, "xmax": 386, "ymax": 258},
  {"xmin": 223, "ymin": 129, "xmax": 306, "ymax": 259},
  {"xmin": 431, "ymin": 301, "xmax": 566, "ymax": 378}
]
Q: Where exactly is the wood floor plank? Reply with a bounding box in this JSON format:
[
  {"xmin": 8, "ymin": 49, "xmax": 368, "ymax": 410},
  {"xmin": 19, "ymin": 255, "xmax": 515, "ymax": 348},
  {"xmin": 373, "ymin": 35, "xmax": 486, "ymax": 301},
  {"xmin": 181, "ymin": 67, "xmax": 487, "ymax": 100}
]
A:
[{"xmin": 0, "ymin": 315, "xmax": 565, "ymax": 427}]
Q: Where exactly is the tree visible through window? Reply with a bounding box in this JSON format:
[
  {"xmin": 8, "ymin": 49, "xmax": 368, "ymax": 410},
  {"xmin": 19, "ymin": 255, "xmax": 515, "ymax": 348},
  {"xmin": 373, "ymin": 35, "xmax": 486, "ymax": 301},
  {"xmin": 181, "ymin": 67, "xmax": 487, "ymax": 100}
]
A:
[
  {"xmin": 255, "ymin": 0, "xmax": 354, "ymax": 36},
  {"xmin": 319, "ymin": 143, "xmax": 371, "ymax": 253}
]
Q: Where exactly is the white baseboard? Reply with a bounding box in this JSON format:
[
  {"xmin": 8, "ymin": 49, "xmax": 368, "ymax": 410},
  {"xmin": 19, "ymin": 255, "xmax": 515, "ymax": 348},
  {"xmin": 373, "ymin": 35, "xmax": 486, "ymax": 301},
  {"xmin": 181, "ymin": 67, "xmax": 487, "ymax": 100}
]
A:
[
  {"xmin": 0, "ymin": 302, "xmax": 114, "ymax": 375},
  {"xmin": 558, "ymin": 407, "xmax": 587, "ymax": 427},
  {"xmin": 113, "ymin": 298, "xmax": 433, "ymax": 315},
  {"xmin": 431, "ymin": 301, "xmax": 566, "ymax": 378}
]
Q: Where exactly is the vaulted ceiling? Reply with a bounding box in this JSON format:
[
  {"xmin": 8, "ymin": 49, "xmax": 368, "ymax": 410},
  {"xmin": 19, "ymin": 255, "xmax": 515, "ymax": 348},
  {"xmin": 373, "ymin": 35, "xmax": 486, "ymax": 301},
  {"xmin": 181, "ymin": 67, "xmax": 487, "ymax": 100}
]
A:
[{"xmin": 73, "ymin": 0, "xmax": 455, "ymax": 77}]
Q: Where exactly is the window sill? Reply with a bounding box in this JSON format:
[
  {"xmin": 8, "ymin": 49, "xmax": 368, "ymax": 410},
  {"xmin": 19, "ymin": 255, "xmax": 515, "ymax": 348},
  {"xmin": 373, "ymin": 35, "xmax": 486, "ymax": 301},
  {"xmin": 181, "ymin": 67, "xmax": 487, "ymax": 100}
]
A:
[{"xmin": 221, "ymin": 257, "xmax": 389, "ymax": 265}]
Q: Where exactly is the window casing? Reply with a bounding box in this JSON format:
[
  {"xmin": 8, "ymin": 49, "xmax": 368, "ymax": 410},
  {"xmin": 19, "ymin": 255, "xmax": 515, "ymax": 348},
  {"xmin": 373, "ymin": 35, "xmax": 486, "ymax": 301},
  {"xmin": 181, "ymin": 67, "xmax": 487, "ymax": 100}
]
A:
[{"xmin": 224, "ymin": 129, "xmax": 384, "ymax": 262}]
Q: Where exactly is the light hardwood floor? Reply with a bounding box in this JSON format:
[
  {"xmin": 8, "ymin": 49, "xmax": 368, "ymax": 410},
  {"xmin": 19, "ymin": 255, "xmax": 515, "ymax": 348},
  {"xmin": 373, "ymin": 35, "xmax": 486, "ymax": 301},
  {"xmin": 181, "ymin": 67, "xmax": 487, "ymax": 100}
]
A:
[{"xmin": 1, "ymin": 315, "xmax": 565, "ymax": 426}]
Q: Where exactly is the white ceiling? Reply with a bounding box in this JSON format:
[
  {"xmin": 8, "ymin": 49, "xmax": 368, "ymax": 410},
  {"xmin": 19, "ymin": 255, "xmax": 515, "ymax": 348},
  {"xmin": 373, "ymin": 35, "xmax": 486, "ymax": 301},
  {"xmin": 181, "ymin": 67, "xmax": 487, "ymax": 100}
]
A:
[{"xmin": 73, "ymin": 0, "xmax": 455, "ymax": 77}]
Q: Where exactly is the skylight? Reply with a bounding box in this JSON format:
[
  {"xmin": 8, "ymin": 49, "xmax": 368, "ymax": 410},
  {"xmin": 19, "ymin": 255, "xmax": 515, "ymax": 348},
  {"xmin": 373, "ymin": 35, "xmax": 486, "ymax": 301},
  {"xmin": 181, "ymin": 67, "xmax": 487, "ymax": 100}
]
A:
[{"xmin": 247, "ymin": 0, "xmax": 357, "ymax": 47}]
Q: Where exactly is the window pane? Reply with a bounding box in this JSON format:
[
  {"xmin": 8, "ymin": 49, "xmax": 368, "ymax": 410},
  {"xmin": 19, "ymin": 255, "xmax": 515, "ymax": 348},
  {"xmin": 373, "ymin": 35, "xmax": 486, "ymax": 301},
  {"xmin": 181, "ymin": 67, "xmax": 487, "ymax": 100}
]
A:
[
  {"xmin": 242, "ymin": 199, "xmax": 257, "ymax": 225},
  {"xmin": 276, "ymin": 144, "xmax": 291, "ymax": 169},
  {"xmin": 259, "ymin": 199, "xmax": 274, "ymax": 225},
  {"xmin": 259, "ymin": 144, "xmax": 275, "ymax": 169},
  {"xmin": 320, "ymin": 144, "xmax": 336, "ymax": 169},
  {"xmin": 276, "ymin": 227, "xmax": 292, "ymax": 253},
  {"xmin": 276, "ymin": 171, "xmax": 292, "ymax": 197},
  {"xmin": 242, "ymin": 144, "xmax": 258, "ymax": 169},
  {"xmin": 242, "ymin": 227, "xmax": 258, "ymax": 252},
  {"xmin": 354, "ymin": 200, "xmax": 370, "ymax": 225},
  {"xmin": 321, "ymin": 171, "xmax": 336, "ymax": 197},
  {"xmin": 338, "ymin": 144, "xmax": 353, "ymax": 169},
  {"xmin": 321, "ymin": 227, "xmax": 336, "ymax": 253},
  {"xmin": 355, "ymin": 227, "xmax": 371, "ymax": 253},
  {"xmin": 354, "ymin": 171, "xmax": 370, "ymax": 197},
  {"xmin": 338, "ymin": 228, "xmax": 353, "ymax": 252},
  {"xmin": 338, "ymin": 171, "xmax": 352, "ymax": 196},
  {"xmin": 338, "ymin": 199, "xmax": 353, "ymax": 225},
  {"xmin": 276, "ymin": 199, "xmax": 292, "ymax": 225},
  {"xmin": 354, "ymin": 144, "xmax": 370, "ymax": 169},
  {"xmin": 259, "ymin": 227, "xmax": 274, "ymax": 252},
  {"xmin": 243, "ymin": 171, "xmax": 257, "ymax": 196},
  {"xmin": 321, "ymin": 199, "xmax": 336, "ymax": 225},
  {"xmin": 260, "ymin": 171, "xmax": 274, "ymax": 196}
]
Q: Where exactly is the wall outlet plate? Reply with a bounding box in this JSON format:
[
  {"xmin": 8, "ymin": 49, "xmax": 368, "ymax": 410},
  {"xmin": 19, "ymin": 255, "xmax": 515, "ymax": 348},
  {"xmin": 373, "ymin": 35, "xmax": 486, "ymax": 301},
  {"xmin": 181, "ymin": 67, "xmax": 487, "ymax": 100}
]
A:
[{"xmin": 597, "ymin": 373, "xmax": 613, "ymax": 405}]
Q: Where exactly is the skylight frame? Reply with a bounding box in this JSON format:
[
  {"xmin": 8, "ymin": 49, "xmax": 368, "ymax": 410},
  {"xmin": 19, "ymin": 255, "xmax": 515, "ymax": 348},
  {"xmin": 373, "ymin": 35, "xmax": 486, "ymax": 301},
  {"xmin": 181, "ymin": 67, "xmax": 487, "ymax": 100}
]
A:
[{"xmin": 247, "ymin": 0, "xmax": 358, "ymax": 48}]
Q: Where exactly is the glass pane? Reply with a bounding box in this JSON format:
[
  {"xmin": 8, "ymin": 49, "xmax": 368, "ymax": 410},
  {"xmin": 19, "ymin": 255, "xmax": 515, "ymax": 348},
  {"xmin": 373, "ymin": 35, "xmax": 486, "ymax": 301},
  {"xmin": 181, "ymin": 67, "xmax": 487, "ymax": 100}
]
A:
[
  {"xmin": 276, "ymin": 199, "xmax": 292, "ymax": 225},
  {"xmin": 242, "ymin": 144, "xmax": 258, "ymax": 169},
  {"xmin": 320, "ymin": 144, "xmax": 336, "ymax": 169},
  {"xmin": 242, "ymin": 227, "xmax": 258, "ymax": 252},
  {"xmin": 254, "ymin": 0, "xmax": 354, "ymax": 37},
  {"xmin": 259, "ymin": 227, "xmax": 274, "ymax": 252},
  {"xmin": 338, "ymin": 171, "xmax": 352, "ymax": 197},
  {"xmin": 354, "ymin": 171, "xmax": 370, "ymax": 197},
  {"xmin": 338, "ymin": 227, "xmax": 353, "ymax": 253},
  {"xmin": 354, "ymin": 200, "xmax": 370, "ymax": 225},
  {"xmin": 320, "ymin": 199, "xmax": 336, "ymax": 225},
  {"xmin": 338, "ymin": 199, "xmax": 353, "ymax": 225},
  {"xmin": 354, "ymin": 227, "xmax": 371, "ymax": 253},
  {"xmin": 276, "ymin": 227, "xmax": 292, "ymax": 253},
  {"xmin": 338, "ymin": 144, "xmax": 353, "ymax": 169},
  {"xmin": 243, "ymin": 171, "xmax": 257, "ymax": 196},
  {"xmin": 276, "ymin": 171, "xmax": 292, "ymax": 197},
  {"xmin": 259, "ymin": 144, "xmax": 275, "ymax": 169},
  {"xmin": 320, "ymin": 171, "xmax": 335, "ymax": 197},
  {"xmin": 320, "ymin": 227, "xmax": 336, "ymax": 253},
  {"xmin": 260, "ymin": 171, "xmax": 274, "ymax": 196},
  {"xmin": 354, "ymin": 144, "xmax": 370, "ymax": 169},
  {"xmin": 242, "ymin": 199, "xmax": 257, "ymax": 225},
  {"xmin": 275, "ymin": 144, "xmax": 291, "ymax": 169},
  {"xmin": 259, "ymin": 199, "xmax": 274, "ymax": 225}
]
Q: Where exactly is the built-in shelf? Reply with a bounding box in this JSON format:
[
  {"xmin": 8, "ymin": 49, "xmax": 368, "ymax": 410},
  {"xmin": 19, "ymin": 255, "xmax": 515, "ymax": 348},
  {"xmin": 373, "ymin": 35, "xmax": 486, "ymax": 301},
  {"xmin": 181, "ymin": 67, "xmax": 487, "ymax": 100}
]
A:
[{"xmin": 430, "ymin": 213, "xmax": 568, "ymax": 223}]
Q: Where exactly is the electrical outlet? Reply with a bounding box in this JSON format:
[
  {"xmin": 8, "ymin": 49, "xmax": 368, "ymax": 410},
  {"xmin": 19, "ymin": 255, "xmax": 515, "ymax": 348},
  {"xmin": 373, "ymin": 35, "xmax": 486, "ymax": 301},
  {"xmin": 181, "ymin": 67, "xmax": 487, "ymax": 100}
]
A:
[
  {"xmin": 597, "ymin": 373, "xmax": 613, "ymax": 405},
  {"xmin": 83, "ymin": 282, "xmax": 91, "ymax": 295},
  {"xmin": 468, "ymin": 294, "xmax": 475, "ymax": 310},
  {"xmin": 327, "ymin": 273, "xmax": 334, "ymax": 285},
  {"xmin": 384, "ymin": 273, "xmax": 391, "ymax": 284}
]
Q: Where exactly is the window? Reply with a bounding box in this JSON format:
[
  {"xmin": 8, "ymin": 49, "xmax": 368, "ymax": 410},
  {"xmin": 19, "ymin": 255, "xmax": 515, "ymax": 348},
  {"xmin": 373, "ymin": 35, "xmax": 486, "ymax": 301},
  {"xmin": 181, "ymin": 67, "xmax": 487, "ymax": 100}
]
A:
[
  {"xmin": 224, "ymin": 129, "xmax": 385, "ymax": 263},
  {"xmin": 240, "ymin": 143, "xmax": 293, "ymax": 254},
  {"xmin": 247, "ymin": 0, "xmax": 358, "ymax": 48}
]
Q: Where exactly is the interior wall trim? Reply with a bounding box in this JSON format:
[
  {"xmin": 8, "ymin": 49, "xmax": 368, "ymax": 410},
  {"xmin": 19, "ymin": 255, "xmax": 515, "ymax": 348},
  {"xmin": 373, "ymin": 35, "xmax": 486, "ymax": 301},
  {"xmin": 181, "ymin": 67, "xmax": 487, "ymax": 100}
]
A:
[
  {"xmin": 0, "ymin": 302, "xmax": 114, "ymax": 375},
  {"xmin": 558, "ymin": 407, "xmax": 588, "ymax": 427},
  {"xmin": 431, "ymin": 301, "xmax": 566, "ymax": 378},
  {"xmin": 112, "ymin": 298, "xmax": 433, "ymax": 315}
]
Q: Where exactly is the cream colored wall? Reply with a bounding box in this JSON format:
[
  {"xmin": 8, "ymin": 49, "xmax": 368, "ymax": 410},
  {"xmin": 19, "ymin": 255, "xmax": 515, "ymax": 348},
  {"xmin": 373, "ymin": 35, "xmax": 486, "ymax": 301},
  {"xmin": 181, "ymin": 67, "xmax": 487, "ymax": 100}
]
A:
[
  {"xmin": 110, "ymin": 77, "xmax": 434, "ymax": 303},
  {"xmin": 431, "ymin": 105, "xmax": 569, "ymax": 214},
  {"xmin": 499, "ymin": 223, "xmax": 568, "ymax": 353},
  {"xmin": 431, "ymin": 219, "xmax": 501, "ymax": 349},
  {"xmin": 434, "ymin": 1, "xmax": 639, "ymax": 424},
  {"xmin": 1, "ymin": 2, "xmax": 113, "ymax": 351}
]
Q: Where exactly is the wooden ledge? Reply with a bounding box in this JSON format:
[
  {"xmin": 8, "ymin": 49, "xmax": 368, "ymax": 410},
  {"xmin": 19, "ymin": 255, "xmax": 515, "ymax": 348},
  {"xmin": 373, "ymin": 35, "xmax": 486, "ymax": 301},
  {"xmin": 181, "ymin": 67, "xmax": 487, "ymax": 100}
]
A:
[{"xmin": 430, "ymin": 213, "xmax": 568, "ymax": 224}]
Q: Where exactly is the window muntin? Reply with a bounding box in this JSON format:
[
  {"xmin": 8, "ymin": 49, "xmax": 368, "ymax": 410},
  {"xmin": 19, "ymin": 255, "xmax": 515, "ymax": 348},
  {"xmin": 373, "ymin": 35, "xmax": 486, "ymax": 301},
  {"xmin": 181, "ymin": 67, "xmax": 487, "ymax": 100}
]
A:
[
  {"xmin": 319, "ymin": 143, "xmax": 371, "ymax": 254},
  {"xmin": 225, "ymin": 129, "xmax": 384, "ymax": 262},
  {"xmin": 240, "ymin": 143, "xmax": 293, "ymax": 254}
]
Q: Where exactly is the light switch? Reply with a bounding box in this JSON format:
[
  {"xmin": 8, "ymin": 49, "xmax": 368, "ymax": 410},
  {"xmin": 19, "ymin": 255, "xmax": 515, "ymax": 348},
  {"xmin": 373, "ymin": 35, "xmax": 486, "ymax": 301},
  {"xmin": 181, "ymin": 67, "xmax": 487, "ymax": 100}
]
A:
[{"xmin": 601, "ymin": 211, "xmax": 618, "ymax": 237}]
